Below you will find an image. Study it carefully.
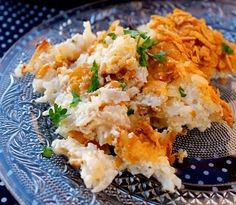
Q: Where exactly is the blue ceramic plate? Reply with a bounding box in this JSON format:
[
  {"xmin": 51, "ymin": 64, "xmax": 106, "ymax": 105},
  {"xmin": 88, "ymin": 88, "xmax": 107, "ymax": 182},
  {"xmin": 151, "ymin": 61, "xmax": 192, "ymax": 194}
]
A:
[{"xmin": 1, "ymin": 0, "xmax": 236, "ymax": 204}]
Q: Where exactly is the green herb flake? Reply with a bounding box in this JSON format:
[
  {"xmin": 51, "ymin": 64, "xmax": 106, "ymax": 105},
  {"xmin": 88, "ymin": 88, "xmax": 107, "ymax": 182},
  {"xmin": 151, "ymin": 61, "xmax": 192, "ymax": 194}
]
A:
[
  {"xmin": 139, "ymin": 32, "xmax": 148, "ymax": 39},
  {"xmin": 49, "ymin": 104, "xmax": 68, "ymax": 126},
  {"xmin": 141, "ymin": 36, "xmax": 158, "ymax": 49},
  {"xmin": 137, "ymin": 47, "xmax": 148, "ymax": 67},
  {"xmin": 222, "ymin": 42, "xmax": 234, "ymax": 55},
  {"xmin": 88, "ymin": 61, "xmax": 100, "ymax": 93},
  {"xmin": 124, "ymin": 29, "xmax": 147, "ymax": 39},
  {"xmin": 71, "ymin": 39, "xmax": 76, "ymax": 43},
  {"xmin": 151, "ymin": 51, "xmax": 167, "ymax": 63},
  {"xmin": 120, "ymin": 81, "xmax": 127, "ymax": 89},
  {"xmin": 127, "ymin": 107, "xmax": 135, "ymax": 116},
  {"xmin": 70, "ymin": 91, "xmax": 81, "ymax": 107},
  {"xmin": 124, "ymin": 28, "xmax": 159, "ymax": 67},
  {"xmin": 137, "ymin": 36, "xmax": 158, "ymax": 67},
  {"xmin": 124, "ymin": 29, "xmax": 140, "ymax": 38},
  {"xmin": 108, "ymin": 32, "xmax": 117, "ymax": 40},
  {"xmin": 178, "ymin": 86, "xmax": 187, "ymax": 97},
  {"xmin": 42, "ymin": 146, "xmax": 53, "ymax": 158}
]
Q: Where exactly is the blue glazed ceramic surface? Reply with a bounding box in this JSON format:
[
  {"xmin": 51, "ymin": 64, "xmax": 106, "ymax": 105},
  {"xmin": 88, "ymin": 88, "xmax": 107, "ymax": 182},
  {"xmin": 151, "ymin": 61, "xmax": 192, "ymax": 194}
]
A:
[{"xmin": 1, "ymin": 1, "xmax": 236, "ymax": 204}]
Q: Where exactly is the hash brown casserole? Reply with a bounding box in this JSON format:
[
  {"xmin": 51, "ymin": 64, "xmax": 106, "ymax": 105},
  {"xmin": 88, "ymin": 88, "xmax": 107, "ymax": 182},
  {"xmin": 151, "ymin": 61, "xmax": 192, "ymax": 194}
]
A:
[{"xmin": 16, "ymin": 9, "xmax": 236, "ymax": 192}]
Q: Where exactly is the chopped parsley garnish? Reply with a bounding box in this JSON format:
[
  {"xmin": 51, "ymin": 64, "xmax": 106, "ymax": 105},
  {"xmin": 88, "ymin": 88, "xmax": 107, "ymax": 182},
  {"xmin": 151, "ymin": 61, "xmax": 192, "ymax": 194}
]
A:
[
  {"xmin": 127, "ymin": 107, "xmax": 135, "ymax": 116},
  {"xmin": 108, "ymin": 32, "xmax": 117, "ymax": 40},
  {"xmin": 141, "ymin": 36, "xmax": 158, "ymax": 50},
  {"xmin": 139, "ymin": 32, "xmax": 148, "ymax": 39},
  {"xmin": 49, "ymin": 104, "xmax": 68, "ymax": 126},
  {"xmin": 124, "ymin": 28, "xmax": 165, "ymax": 67},
  {"xmin": 120, "ymin": 81, "xmax": 127, "ymax": 89},
  {"xmin": 124, "ymin": 29, "xmax": 141, "ymax": 38},
  {"xmin": 71, "ymin": 39, "xmax": 76, "ymax": 43},
  {"xmin": 137, "ymin": 37, "xmax": 158, "ymax": 67},
  {"xmin": 42, "ymin": 146, "xmax": 53, "ymax": 158},
  {"xmin": 124, "ymin": 29, "xmax": 148, "ymax": 39},
  {"xmin": 150, "ymin": 51, "xmax": 167, "ymax": 63},
  {"xmin": 222, "ymin": 42, "xmax": 234, "ymax": 55},
  {"xmin": 137, "ymin": 47, "xmax": 148, "ymax": 67},
  {"xmin": 88, "ymin": 61, "xmax": 100, "ymax": 93},
  {"xmin": 178, "ymin": 86, "xmax": 187, "ymax": 97},
  {"xmin": 70, "ymin": 91, "xmax": 81, "ymax": 107}
]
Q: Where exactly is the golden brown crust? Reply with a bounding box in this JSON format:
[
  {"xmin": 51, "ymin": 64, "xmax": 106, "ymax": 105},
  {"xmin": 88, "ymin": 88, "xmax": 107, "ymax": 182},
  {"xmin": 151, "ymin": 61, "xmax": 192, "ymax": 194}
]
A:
[
  {"xmin": 22, "ymin": 40, "xmax": 52, "ymax": 75},
  {"xmin": 149, "ymin": 9, "xmax": 236, "ymax": 78},
  {"xmin": 69, "ymin": 64, "xmax": 92, "ymax": 95}
]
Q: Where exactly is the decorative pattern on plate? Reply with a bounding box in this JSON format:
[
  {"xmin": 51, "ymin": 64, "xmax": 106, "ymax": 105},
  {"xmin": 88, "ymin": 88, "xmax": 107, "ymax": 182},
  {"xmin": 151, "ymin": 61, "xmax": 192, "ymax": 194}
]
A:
[{"xmin": 1, "ymin": 1, "xmax": 236, "ymax": 204}]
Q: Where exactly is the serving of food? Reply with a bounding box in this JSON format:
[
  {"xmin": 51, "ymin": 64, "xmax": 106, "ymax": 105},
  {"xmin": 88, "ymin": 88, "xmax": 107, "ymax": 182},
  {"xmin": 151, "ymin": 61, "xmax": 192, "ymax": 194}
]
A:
[{"xmin": 14, "ymin": 8, "xmax": 236, "ymax": 194}]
